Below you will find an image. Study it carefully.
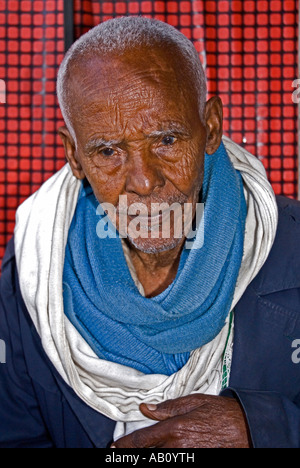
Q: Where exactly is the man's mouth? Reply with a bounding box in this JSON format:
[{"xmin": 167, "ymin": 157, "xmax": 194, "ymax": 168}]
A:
[
  {"xmin": 114, "ymin": 196, "xmax": 189, "ymax": 239},
  {"xmin": 137, "ymin": 213, "xmax": 170, "ymax": 232}
]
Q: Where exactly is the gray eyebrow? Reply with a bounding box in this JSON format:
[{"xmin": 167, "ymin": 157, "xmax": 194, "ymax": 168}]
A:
[
  {"xmin": 147, "ymin": 123, "xmax": 191, "ymax": 139},
  {"xmin": 84, "ymin": 124, "xmax": 190, "ymax": 154},
  {"xmin": 84, "ymin": 137, "xmax": 122, "ymax": 155},
  {"xmin": 147, "ymin": 129, "xmax": 188, "ymax": 138}
]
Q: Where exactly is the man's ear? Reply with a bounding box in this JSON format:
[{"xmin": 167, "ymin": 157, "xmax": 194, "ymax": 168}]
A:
[
  {"xmin": 204, "ymin": 97, "xmax": 223, "ymax": 155},
  {"xmin": 58, "ymin": 126, "xmax": 85, "ymax": 180}
]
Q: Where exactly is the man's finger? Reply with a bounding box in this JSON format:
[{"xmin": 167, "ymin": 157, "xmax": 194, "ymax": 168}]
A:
[
  {"xmin": 111, "ymin": 420, "xmax": 170, "ymax": 448},
  {"xmin": 140, "ymin": 394, "xmax": 206, "ymax": 421}
]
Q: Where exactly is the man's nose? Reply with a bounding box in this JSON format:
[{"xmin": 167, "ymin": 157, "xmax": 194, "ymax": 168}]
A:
[{"xmin": 125, "ymin": 150, "xmax": 165, "ymax": 196}]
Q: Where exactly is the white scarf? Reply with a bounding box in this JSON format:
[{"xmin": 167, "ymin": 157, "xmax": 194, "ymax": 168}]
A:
[{"xmin": 14, "ymin": 137, "xmax": 278, "ymax": 438}]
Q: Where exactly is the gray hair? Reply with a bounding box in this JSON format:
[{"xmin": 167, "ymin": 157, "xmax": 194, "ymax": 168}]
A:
[{"xmin": 57, "ymin": 16, "xmax": 207, "ymax": 146}]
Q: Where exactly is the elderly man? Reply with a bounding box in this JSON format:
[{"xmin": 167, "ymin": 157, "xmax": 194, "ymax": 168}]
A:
[{"xmin": 0, "ymin": 17, "xmax": 299, "ymax": 449}]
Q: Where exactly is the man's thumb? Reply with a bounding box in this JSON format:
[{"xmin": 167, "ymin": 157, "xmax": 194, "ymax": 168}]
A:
[{"xmin": 140, "ymin": 395, "xmax": 204, "ymax": 421}]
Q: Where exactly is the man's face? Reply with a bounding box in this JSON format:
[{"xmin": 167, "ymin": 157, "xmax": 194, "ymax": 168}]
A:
[{"xmin": 61, "ymin": 48, "xmax": 210, "ymax": 253}]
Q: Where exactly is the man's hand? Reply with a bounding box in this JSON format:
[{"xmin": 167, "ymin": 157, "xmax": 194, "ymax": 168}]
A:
[{"xmin": 111, "ymin": 394, "xmax": 251, "ymax": 448}]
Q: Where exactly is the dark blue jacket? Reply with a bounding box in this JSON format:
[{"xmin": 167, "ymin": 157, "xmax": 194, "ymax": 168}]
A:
[{"xmin": 0, "ymin": 195, "xmax": 300, "ymax": 448}]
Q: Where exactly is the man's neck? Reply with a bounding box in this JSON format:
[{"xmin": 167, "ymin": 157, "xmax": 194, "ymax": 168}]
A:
[{"xmin": 125, "ymin": 239, "xmax": 185, "ymax": 298}]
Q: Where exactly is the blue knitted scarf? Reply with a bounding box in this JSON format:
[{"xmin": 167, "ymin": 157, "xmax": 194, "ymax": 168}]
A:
[{"xmin": 63, "ymin": 142, "xmax": 247, "ymax": 375}]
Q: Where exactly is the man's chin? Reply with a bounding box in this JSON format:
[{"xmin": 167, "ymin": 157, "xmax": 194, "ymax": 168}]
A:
[{"xmin": 126, "ymin": 235, "xmax": 184, "ymax": 254}]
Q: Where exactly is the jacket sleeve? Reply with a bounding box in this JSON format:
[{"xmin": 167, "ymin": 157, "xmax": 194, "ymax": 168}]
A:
[
  {"xmin": 0, "ymin": 239, "xmax": 54, "ymax": 448},
  {"xmin": 221, "ymin": 387, "xmax": 300, "ymax": 448}
]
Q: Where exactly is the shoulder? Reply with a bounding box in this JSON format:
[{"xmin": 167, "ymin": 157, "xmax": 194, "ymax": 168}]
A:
[
  {"xmin": 276, "ymin": 194, "xmax": 300, "ymax": 225},
  {"xmin": 250, "ymin": 195, "xmax": 300, "ymax": 295},
  {"xmin": 0, "ymin": 236, "xmax": 18, "ymax": 293}
]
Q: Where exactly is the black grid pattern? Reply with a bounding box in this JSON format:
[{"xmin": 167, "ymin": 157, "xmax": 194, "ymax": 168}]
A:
[
  {"xmin": 73, "ymin": 0, "xmax": 299, "ymax": 198},
  {"xmin": 0, "ymin": 0, "xmax": 65, "ymax": 263},
  {"xmin": 0, "ymin": 0, "xmax": 299, "ymax": 266}
]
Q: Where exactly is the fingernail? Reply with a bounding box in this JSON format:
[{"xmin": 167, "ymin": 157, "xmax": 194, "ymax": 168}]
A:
[
  {"xmin": 146, "ymin": 404, "xmax": 157, "ymax": 411},
  {"xmin": 110, "ymin": 444, "xmax": 116, "ymax": 448}
]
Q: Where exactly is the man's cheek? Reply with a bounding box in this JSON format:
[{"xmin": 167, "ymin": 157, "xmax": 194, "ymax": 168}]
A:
[
  {"xmin": 85, "ymin": 165, "xmax": 125, "ymax": 200},
  {"xmin": 89, "ymin": 178, "xmax": 125, "ymax": 207},
  {"xmin": 163, "ymin": 159, "xmax": 202, "ymax": 196}
]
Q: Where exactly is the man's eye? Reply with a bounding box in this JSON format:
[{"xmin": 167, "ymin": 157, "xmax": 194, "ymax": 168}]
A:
[
  {"xmin": 100, "ymin": 147, "xmax": 115, "ymax": 157},
  {"xmin": 161, "ymin": 135, "xmax": 176, "ymax": 146}
]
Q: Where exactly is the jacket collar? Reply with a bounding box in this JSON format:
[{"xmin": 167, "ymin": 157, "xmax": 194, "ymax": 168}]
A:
[{"xmin": 252, "ymin": 196, "xmax": 300, "ymax": 295}]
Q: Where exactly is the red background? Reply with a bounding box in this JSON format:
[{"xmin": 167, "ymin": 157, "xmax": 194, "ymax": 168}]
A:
[{"xmin": 0, "ymin": 0, "xmax": 299, "ymax": 263}]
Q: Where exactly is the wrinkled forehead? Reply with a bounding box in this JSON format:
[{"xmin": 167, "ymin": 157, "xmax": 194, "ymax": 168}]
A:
[{"xmin": 66, "ymin": 45, "xmax": 198, "ymax": 118}]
